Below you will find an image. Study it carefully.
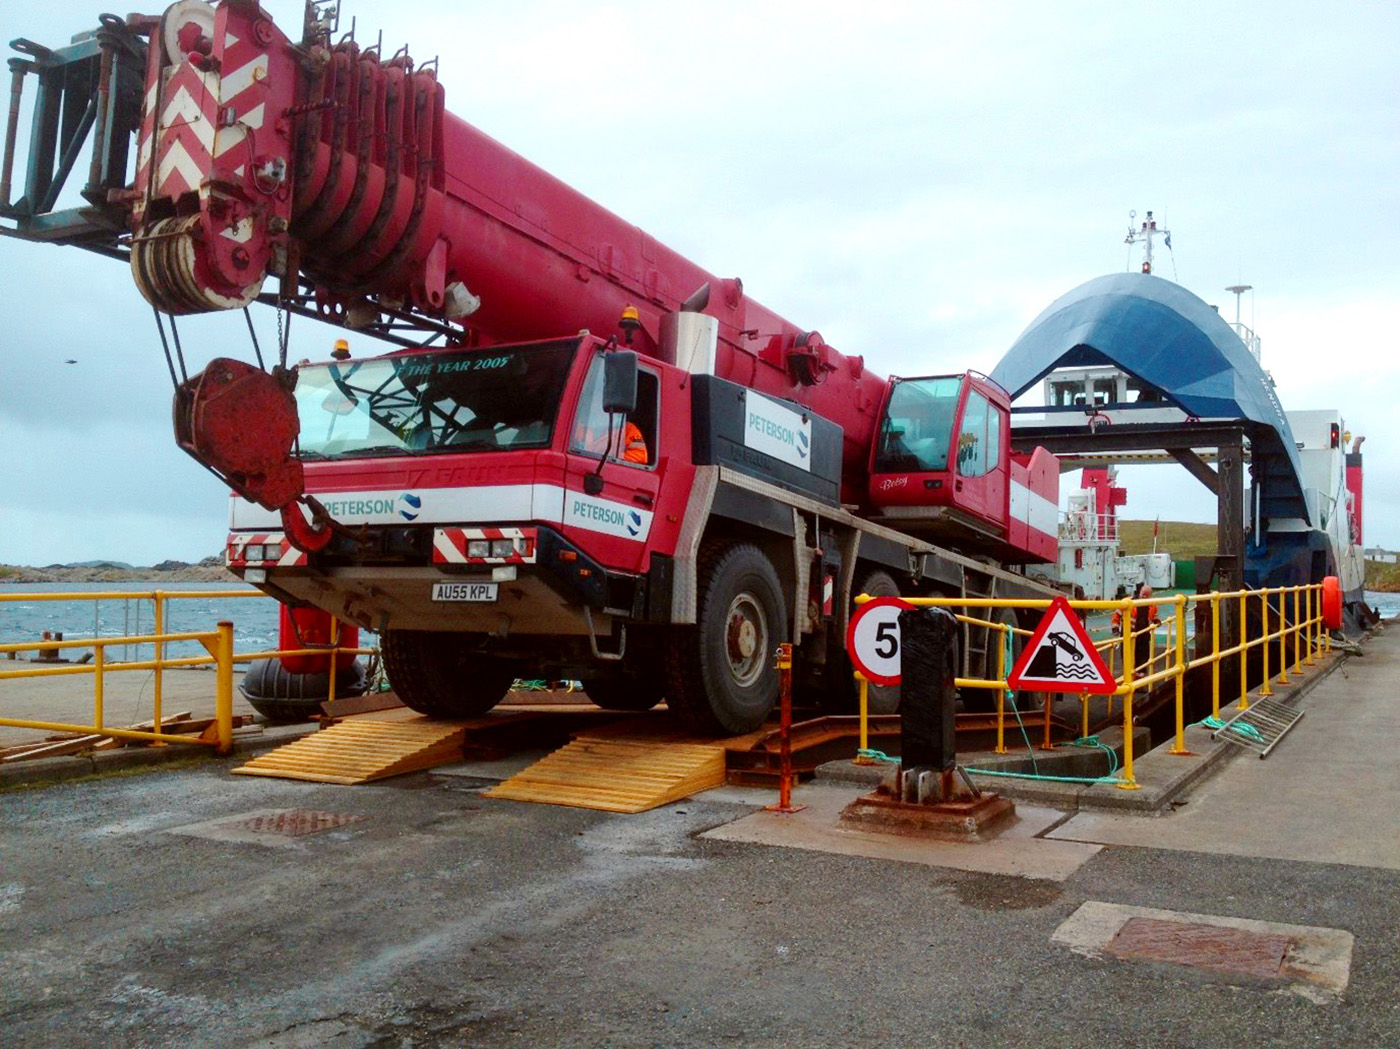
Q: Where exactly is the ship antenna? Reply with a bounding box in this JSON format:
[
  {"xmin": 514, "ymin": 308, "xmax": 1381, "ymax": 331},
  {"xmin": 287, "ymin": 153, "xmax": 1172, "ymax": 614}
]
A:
[{"xmin": 1123, "ymin": 208, "xmax": 1171, "ymax": 275}]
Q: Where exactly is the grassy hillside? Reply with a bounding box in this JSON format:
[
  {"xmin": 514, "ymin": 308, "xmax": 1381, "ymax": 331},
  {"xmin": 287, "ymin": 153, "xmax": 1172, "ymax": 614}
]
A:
[
  {"xmin": 1366, "ymin": 560, "xmax": 1400, "ymax": 592},
  {"xmin": 1116, "ymin": 520, "xmax": 1218, "ymax": 558}
]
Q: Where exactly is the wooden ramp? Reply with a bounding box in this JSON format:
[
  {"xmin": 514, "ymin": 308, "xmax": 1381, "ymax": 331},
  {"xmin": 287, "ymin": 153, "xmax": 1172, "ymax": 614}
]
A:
[
  {"xmin": 483, "ymin": 737, "xmax": 727, "ymax": 813},
  {"xmin": 232, "ymin": 716, "xmax": 467, "ymax": 785}
]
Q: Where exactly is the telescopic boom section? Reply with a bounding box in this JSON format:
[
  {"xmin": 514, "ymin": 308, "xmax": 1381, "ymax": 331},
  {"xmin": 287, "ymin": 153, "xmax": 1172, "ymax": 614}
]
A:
[{"xmin": 124, "ymin": 0, "xmax": 887, "ymax": 486}]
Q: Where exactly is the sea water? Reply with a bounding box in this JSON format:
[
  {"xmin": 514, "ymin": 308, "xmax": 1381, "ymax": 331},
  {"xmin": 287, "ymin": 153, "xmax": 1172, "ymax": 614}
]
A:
[{"xmin": 0, "ymin": 581, "xmax": 281, "ymax": 661}]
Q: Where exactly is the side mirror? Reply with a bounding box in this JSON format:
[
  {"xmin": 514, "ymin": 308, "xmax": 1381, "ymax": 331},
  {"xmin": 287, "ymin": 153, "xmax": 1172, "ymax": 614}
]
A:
[{"xmin": 602, "ymin": 351, "xmax": 638, "ymax": 415}]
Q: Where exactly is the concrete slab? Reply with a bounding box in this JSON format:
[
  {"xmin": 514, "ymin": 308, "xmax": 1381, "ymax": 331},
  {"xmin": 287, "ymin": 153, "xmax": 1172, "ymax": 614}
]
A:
[
  {"xmin": 1047, "ymin": 627, "xmax": 1400, "ymax": 870},
  {"xmin": 700, "ymin": 782, "xmax": 1101, "ymax": 881},
  {"xmin": 1052, "ymin": 900, "xmax": 1354, "ymax": 1003}
]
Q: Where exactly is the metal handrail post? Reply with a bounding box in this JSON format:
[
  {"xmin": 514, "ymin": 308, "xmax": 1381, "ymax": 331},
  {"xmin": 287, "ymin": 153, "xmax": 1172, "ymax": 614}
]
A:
[
  {"xmin": 328, "ymin": 617, "xmax": 340, "ymax": 704},
  {"xmin": 1260, "ymin": 591, "xmax": 1273, "ymax": 696},
  {"xmin": 94, "ymin": 643, "xmax": 105, "ymax": 731},
  {"xmin": 1170, "ymin": 594, "xmax": 1189, "ymax": 755},
  {"xmin": 215, "ymin": 621, "xmax": 234, "ymax": 755},
  {"xmin": 995, "ymin": 625, "xmax": 1008, "ymax": 755},
  {"xmin": 1292, "ymin": 587, "xmax": 1303, "ymax": 673},
  {"xmin": 853, "ymin": 673, "xmax": 876, "ymax": 765},
  {"xmin": 1117, "ymin": 600, "xmax": 1140, "ymax": 790},
  {"xmin": 1238, "ymin": 591, "xmax": 1249, "ymax": 711},
  {"xmin": 153, "ymin": 591, "xmax": 164, "ymax": 743},
  {"xmin": 1300, "ymin": 586, "xmax": 1310, "ymax": 665},
  {"xmin": 1274, "ymin": 591, "xmax": 1290, "ymax": 685},
  {"xmin": 1210, "ymin": 593, "xmax": 1221, "ymax": 719}
]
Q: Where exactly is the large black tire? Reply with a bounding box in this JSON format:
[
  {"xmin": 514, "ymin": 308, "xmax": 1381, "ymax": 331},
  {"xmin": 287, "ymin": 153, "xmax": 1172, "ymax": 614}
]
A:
[
  {"xmin": 821, "ymin": 569, "xmax": 903, "ymax": 715},
  {"xmin": 581, "ymin": 674, "xmax": 665, "ymax": 712},
  {"xmin": 380, "ymin": 630, "xmax": 514, "ymax": 719},
  {"xmin": 666, "ymin": 542, "xmax": 788, "ymax": 735}
]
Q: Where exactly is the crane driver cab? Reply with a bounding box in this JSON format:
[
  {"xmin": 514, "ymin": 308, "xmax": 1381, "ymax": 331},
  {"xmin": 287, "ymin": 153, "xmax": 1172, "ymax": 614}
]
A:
[{"xmin": 868, "ymin": 371, "xmax": 1013, "ymax": 553}]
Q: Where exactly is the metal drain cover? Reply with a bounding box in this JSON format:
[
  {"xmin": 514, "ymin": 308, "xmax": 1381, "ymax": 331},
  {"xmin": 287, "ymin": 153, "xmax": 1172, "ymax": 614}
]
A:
[
  {"xmin": 233, "ymin": 809, "xmax": 366, "ymax": 837},
  {"xmin": 1107, "ymin": 917, "xmax": 1292, "ymax": 980},
  {"xmin": 166, "ymin": 808, "xmax": 369, "ymax": 848}
]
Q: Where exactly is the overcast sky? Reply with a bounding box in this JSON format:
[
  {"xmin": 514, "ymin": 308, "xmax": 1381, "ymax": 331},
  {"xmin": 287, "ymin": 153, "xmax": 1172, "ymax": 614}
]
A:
[{"xmin": 2, "ymin": 0, "xmax": 1397, "ymax": 565}]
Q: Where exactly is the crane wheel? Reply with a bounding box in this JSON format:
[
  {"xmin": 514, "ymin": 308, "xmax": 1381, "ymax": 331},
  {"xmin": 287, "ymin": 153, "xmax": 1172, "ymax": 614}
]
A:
[
  {"xmin": 381, "ymin": 630, "xmax": 514, "ymax": 719},
  {"xmin": 666, "ymin": 541, "xmax": 788, "ymax": 736}
]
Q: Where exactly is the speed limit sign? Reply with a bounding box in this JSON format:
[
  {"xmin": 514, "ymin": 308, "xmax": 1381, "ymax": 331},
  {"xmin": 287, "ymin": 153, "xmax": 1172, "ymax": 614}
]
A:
[{"xmin": 846, "ymin": 596, "xmax": 914, "ymax": 686}]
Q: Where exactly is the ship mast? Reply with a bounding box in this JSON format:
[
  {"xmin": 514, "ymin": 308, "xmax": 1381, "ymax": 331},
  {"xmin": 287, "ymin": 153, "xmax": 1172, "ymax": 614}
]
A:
[{"xmin": 1124, "ymin": 209, "xmax": 1171, "ymax": 274}]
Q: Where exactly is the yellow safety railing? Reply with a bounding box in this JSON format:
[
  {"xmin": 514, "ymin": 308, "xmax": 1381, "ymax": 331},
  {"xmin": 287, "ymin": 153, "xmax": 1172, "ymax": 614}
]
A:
[
  {"xmin": 852, "ymin": 582, "xmax": 1330, "ymax": 790},
  {"xmin": 0, "ymin": 589, "xmax": 377, "ymax": 757}
]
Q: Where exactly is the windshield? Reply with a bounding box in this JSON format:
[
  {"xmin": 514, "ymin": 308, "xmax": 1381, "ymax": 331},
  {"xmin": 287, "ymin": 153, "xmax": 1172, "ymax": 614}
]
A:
[
  {"xmin": 293, "ymin": 340, "xmax": 578, "ymax": 459},
  {"xmin": 873, "ymin": 377, "xmax": 961, "ymax": 473}
]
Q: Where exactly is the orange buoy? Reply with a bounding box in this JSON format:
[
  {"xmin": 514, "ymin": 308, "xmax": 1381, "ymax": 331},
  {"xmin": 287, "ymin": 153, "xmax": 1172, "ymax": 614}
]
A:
[{"xmin": 1321, "ymin": 575, "xmax": 1343, "ymax": 631}]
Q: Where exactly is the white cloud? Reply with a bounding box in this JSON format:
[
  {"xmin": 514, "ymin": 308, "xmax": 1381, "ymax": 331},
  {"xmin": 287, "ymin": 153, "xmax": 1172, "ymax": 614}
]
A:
[{"xmin": 1, "ymin": 0, "xmax": 1397, "ymax": 560}]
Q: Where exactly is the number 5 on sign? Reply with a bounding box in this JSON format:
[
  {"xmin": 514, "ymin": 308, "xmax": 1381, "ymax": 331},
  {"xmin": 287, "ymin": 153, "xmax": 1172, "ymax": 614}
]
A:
[{"xmin": 846, "ymin": 596, "xmax": 914, "ymax": 686}]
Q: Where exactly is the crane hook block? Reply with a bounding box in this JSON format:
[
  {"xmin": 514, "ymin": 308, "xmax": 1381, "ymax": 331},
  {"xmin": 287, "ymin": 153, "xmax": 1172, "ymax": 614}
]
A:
[{"xmin": 173, "ymin": 356, "xmax": 306, "ymax": 517}]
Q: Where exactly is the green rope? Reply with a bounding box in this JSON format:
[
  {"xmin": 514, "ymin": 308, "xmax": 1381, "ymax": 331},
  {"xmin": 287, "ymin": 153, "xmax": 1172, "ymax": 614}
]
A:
[
  {"xmin": 855, "ymin": 748, "xmax": 900, "ymax": 764},
  {"xmin": 1199, "ymin": 715, "xmax": 1226, "ymax": 730}
]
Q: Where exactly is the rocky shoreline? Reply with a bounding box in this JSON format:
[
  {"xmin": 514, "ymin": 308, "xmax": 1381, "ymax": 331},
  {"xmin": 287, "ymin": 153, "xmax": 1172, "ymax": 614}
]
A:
[{"xmin": 0, "ymin": 562, "xmax": 238, "ymax": 585}]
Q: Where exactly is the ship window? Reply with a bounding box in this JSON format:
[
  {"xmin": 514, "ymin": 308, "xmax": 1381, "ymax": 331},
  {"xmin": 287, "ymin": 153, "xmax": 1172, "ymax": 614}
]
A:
[
  {"xmin": 1050, "ymin": 381, "xmax": 1081, "ymax": 407},
  {"xmin": 1093, "ymin": 379, "xmax": 1116, "ymax": 406},
  {"xmin": 873, "ymin": 377, "xmax": 960, "ymax": 473}
]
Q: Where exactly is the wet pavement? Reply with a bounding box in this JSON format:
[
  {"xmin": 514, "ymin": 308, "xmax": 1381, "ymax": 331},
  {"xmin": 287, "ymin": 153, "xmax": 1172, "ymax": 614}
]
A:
[{"xmin": 2, "ymin": 628, "xmax": 1398, "ymax": 1046}]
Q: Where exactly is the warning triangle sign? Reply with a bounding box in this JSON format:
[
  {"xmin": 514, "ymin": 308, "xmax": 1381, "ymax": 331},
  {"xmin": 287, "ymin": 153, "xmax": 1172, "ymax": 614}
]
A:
[{"xmin": 1007, "ymin": 595, "xmax": 1118, "ymax": 695}]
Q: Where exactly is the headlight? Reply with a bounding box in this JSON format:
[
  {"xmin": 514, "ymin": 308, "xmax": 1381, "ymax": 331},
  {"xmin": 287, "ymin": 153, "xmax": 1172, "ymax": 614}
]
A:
[
  {"xmin": 491, "ymin": 539, "xmax": 516, "ymax": 558},
  {"xmin": 467, "ymin": 540, "xmax": 491, "ymax": 557}
]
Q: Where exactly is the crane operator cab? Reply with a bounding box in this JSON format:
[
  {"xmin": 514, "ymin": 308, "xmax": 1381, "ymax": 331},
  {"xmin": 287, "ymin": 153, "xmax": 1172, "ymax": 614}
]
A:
[{"xmin": 867, "ymin": 372, "xmax": 1018, "ymax": 556}]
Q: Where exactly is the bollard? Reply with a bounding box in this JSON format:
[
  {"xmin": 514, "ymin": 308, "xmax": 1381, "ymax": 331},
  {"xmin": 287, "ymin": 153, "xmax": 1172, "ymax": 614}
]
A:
[
  {"xmin": 897, "ymin": 606, "xmax": 958, "ymax": 802},
  {"xmin": 765, "ymin": 643, "xmax": 804, "ymax": 814}
]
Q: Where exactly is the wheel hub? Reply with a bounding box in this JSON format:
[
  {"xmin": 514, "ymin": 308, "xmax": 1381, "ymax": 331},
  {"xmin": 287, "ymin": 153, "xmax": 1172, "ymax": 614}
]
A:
[{"xmin": 724, "ymin": 593, "xmax": 768, "ymax": 689}]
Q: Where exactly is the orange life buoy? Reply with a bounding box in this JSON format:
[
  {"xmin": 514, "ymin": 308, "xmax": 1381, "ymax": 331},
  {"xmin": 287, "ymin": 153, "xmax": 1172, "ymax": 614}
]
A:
[{"xmin": 1321, "ymin": 576, "xmax": 1343, "ymax": 631}]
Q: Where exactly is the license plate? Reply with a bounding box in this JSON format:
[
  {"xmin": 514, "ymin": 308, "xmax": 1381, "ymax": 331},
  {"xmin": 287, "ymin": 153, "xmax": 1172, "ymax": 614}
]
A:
[{"xmin": 432, "ymin": 582, "xmax": 498, "ymax": 603}]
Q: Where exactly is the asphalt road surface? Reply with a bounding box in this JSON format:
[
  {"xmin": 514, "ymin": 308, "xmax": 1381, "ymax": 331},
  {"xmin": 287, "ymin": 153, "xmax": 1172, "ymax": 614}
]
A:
[{"xmin": 3, "ymin": 755, "xmax": 1399, "ymax": 1048}]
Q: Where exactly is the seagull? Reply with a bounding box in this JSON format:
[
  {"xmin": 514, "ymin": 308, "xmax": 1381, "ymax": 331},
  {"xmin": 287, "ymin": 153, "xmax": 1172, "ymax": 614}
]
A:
[{"xmin": 64, "ymin": 359, "xmax": 78, "ymax": 364}]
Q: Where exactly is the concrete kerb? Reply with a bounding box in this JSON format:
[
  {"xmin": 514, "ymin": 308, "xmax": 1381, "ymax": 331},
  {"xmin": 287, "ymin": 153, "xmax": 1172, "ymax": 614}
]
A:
[
  {"xmin": 0, "ymin": 721, "xmax": 319, "ymax": 790},
  {"xmin": 815, "ymin": 644, "xmax": 1355, "ymax": 816}
]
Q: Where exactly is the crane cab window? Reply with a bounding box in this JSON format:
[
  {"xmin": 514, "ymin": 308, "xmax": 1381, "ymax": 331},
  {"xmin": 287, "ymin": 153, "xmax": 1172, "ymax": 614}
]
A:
[
  {"xmin": 570, "ymin": 355, "xmax": 658, "ymax": 466},
  {"xmin": 957, "ymin": 390, "xmax": 989, "ymax": 476},
  {"xmin": 873, "ymin": 377, "xmax": 960, "ymax": 473}
]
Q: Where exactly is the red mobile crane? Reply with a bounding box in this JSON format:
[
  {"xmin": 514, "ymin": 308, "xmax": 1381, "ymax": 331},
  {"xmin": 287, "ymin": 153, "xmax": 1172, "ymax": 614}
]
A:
[{"xmin": 1, "ymin": 1, "xmax": 1059, "ymax": 733}]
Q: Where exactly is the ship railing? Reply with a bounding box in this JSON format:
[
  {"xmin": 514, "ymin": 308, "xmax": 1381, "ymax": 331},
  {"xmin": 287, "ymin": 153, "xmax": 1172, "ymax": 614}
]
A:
[
  {"xmin": 1058, "ymin": 511, "xmax": 1119, "ymax": 543},
  {"xmin": 0, "ymin": 589, "xmax": 375, "ymax": 757},
  {"xmin": 850, "ymin": 583, "xmax": 1328, "ymax": 790}
]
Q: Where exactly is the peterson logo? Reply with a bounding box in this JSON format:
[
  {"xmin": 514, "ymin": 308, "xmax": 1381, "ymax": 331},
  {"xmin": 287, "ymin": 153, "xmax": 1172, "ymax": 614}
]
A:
[
  {"xmin": 627, "ymin": 510, "xmax": 642, "ymax": 537},
  {"xmin": 397, "ymin": 492, "xmax": 422, "ymax": 521},
  {"xmin": 796, "ymin": 430, "xmax": 810, "ymax": 459}
]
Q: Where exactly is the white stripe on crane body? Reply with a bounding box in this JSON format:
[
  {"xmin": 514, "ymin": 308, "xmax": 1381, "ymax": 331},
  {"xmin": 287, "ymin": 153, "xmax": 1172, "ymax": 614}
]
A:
[{"xmin": 1011, "ymin": 482, "xmax": 1059, "ymax": 539}]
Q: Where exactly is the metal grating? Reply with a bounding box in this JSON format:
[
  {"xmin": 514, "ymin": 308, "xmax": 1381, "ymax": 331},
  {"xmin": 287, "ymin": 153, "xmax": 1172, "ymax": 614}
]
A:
[
  {"xmin": 231, "ymin": 809, "xmax": 367, "ymax": 837},
  {"xmin": 1107, "ymin": 918, "xmax": 1292, "ymax": 980},
  {"xmin": 1212, "ymin": 696, "xmax": 1305, "ymax": 758}
]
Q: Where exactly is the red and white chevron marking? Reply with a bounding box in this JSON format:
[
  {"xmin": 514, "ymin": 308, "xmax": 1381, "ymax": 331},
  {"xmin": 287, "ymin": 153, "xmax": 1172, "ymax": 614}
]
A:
[
  {"xmin": 822, "ymin": 574, "xmax": 835, "ymax": 617},
  {"xmin": 154, "ymin": 61, "xmax": 219, "ymax": 198},
  {"xmin": 226, "ymin": 533, "xmax": 308, "ymax": 568},
  {"xmin": 212, "ymin": 22, "xmax": 270, "ymax": 176},
  {"xmin": 433, "ymin": 527, "xmax": 537, "ymax": 565}
]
